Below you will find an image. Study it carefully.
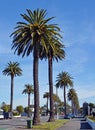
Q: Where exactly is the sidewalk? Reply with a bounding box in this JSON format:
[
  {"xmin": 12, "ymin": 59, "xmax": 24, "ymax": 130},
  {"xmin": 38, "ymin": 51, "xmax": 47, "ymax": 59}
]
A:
[{"xmin": 57, "ymin": 118, "xmax": 92, "ymax": 130}]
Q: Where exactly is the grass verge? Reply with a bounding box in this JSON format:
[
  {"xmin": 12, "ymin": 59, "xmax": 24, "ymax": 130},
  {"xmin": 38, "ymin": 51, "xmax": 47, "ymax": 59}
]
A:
[
  {"xmin": 32, "ymin": 119, "xmax": 69, "ymax": 130},
  {"xmin": 87, "ymin": 116, "xmax": 95, "ymax": 122}
]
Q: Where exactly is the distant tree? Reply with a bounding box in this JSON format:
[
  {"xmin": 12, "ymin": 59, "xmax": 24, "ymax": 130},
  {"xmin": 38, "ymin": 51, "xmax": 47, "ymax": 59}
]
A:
[
  {"xmin": 16, "ymin": 105, "xmax": 24, "ymax": 114},
  {"xmin": 68, "ymin": 88, "xmax": 79, "ymax": 114},
  {"xmin": 24, "ymin": 107, "xmax": 28, "ymax": 114},
  {"xmin": 1, "ymin": 104, "xmax": 10, "ymax": 112},
  {"xmin": 2, "ymin": 61, "xmax": 22, "ymax": 118},
  {"xmin": 43, "ymin": 92, "xmax": 62, "ymax": 115},
  {"xmin": 22, "ymin": 84, "xmax": 34, "ymax": 117},
  {"xmin": 24, "ymin": 107, "xmax": 32, "ymax": 115},
  {"xmin": 43, "ymin": 92, "xmax": 50, "ymax": 116},
  {"xmin": 89, "ymin": 103, "xmax": 95, "ymax": 115}
]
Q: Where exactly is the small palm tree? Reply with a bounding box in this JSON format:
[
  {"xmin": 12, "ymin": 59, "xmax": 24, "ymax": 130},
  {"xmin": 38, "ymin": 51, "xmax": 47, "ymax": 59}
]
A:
[
  {"xmin": 56, "ymin": 71, "xmax": 73, "ymax": 115},
  {"xmin": 22, "ymin": 84, "xmax": 34, "ymax": 117},
  {"xmin": 2, "ymin": 61, "xmax": 22, "ymax": 118}
]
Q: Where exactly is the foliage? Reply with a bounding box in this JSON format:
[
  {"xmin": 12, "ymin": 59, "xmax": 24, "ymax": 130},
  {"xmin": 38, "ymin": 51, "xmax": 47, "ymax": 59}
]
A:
[
  {"xmin": 89, "ymin": 103, "xmax": 95, "ymax": 114},
  {"xmin": 22, "ymin": 84, "xmax": 34, "ymax": 95},
  {"xmin": 1, "ymin": 104, "xmax": 10, "ymax": 112},
  {"xmin": 16, "ymin": 105, "xmax": 24, "ymax": 114},
  {"xmin": 2, "ymin": 61, "xmax": 22, "ymax": 77},
  {"xmin": 24, "ymin": 107, "xmax": 32, "ymax": 114}
]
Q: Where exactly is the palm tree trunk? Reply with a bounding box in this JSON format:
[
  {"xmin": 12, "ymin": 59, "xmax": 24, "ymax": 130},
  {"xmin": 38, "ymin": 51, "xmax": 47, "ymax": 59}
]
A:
[
  {"xmin": 10, "ymin": 75, "xmax": 14, "ymax": 118},
  {"xmin": 71, "ymin": 100, "xmax": 74, "ymax": 114},
  {"xmin": 28, "ymin": 93, "xmax": 30, "ymax": 117},
  {"xmin": 47, "ymin": 97, "xmax": 48, "ymax": 116},
  {"xmin": 56, "ymin": 87, "xmax": 58, "ymax": 96},
  {"xmin": 64, "ymin": 86, "xmax": 66, "ymax": 116},
  {"xmin": 33, "ymin": 44, "xmax": 40, "ymax": 125},
  {"xmin": 48, "ymin": 58, "xmax": 54, "ymax": 122}
]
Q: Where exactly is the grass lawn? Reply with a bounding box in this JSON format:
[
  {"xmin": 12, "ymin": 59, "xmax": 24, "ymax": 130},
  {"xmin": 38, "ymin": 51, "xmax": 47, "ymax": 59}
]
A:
[{"xmin": 32, "ymin": 119, "xmax": 69, "ymax": 130}]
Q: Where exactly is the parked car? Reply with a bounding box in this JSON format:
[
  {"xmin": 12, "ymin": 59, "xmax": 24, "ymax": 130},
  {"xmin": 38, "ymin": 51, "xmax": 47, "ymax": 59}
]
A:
[{"xmin": 64, "ymin": 114, "xmax": 71, "ymax": 119}]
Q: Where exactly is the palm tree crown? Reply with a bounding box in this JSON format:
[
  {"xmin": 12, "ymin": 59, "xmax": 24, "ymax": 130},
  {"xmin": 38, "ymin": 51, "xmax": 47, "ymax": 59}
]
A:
[
  {"xmin": 56, "ymin": 71, "xmax": 73, "ymax": 88},
  {"xmin": 22, "ymin": 84, "xmax": 34, "ymax": 95},
  {"xmin": 11, "ymin": 8, "xmax": 61, "ymax": 57},
  {"xmin": 2, "ymin": 61, "xmax": 22, "ymax": 77}
]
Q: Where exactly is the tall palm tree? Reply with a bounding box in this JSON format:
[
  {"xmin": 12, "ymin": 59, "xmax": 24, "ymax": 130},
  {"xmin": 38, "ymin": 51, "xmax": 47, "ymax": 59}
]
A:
[
  {"xmin": 22, "ymin": 84, "xmax": 34, "ymax": 117},
  {"xmin": 10, "ymin": 8, "xmax": 62, "ymax": 125},
  {"xmin": 2, "ymin": 61, "xmax": 22, "ymax": 117},
  {"xmin": 40, "ymin": 41, "xmax": 65, "ymax": 121},
  {"xmin": 43, "ymin": 92, "xmax": 50, "ymax": 116},
  {"xmin": 56, "ymin": 71, "xmax": 73, "ymax": 115}
]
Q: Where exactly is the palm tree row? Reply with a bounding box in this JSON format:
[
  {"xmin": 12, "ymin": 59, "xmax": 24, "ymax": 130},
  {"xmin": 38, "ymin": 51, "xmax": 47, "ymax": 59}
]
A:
[
  {"xmin": 43, "ymin": 92, "xmax": 62, "ymax": 116},
  {"xmin": 2, "ymin": 8, "xmax": 77, "ymax": 125},
  {"xmin": 10, "ymin": 8, "xmax": 65, "ymax": 125},
  {"xmin": 68, "ymin": 88, "xmax": 79, "ymax": 114}
]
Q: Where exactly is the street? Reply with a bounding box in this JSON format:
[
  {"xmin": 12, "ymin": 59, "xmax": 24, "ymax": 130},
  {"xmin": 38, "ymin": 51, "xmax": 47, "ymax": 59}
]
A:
[
  {"xmin": 0, "ymin": 116, "xmax": 93, "ymax": 130},
  {"xmin": 0, "ymin": 116, "xmax": 49, "ymax": 130}
]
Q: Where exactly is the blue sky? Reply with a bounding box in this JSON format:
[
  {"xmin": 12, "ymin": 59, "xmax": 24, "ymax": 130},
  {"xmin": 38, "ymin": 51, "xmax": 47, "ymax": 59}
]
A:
[{"xmin": 0, "ymin": 0, "xmax": 95, "ymax": 108}]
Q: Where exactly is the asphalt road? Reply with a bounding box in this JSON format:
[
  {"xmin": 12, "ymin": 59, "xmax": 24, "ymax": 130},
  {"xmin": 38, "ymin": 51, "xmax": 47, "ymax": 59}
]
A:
[{"xmin": 0, "ymin": 116, "xmax": 49, "ymax": 130}]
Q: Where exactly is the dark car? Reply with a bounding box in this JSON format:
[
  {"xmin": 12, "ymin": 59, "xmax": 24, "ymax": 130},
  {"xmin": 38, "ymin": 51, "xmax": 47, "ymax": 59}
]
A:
[{"xmin": 64, "ymin": 114, "xmax": 71, "ymax": 119}]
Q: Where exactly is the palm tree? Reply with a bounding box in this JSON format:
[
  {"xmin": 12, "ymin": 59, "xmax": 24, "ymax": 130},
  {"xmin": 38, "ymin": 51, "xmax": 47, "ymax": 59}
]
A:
[
  {"xmin": 67, "ymin": 88, "xmax": 77, "ymax": 114},
  {"xmin": 2, "ymin": 61, "xmax": 22, "ymax": 118},
  {"xmin": 22, "ymin": 84, "xmax": 34, "ymax": 117},
  {"xmin": 56, "ymin": 71, "xmax": 73, "ymax": 115},
  {"xmin": 48, "ymin": 42, "xmax": 65, "ymax": 122},
  {"xmin": 40, "ymin": 40, "xmax": 65, "ymax": 122},
  {"xmin": 43, "ymin": 92, "xmax": 50, "ymax": 116},
  {"xmin": 43, "ymin": 92, "xmax": 62, "ymax": 115},
  {"xmin": 10, "ymin": 8, "xmax": 62, "ymax": 125}
]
